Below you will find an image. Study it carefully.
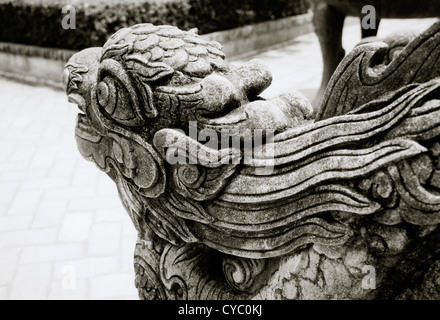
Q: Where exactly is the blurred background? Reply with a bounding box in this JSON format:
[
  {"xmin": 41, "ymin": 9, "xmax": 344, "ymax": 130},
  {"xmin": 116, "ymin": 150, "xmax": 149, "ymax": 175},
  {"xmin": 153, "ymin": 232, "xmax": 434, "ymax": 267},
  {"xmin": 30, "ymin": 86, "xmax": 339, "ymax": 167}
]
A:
[{"xmin": 0, "ymin": 0, "xmax": 437, "ymax": 300}]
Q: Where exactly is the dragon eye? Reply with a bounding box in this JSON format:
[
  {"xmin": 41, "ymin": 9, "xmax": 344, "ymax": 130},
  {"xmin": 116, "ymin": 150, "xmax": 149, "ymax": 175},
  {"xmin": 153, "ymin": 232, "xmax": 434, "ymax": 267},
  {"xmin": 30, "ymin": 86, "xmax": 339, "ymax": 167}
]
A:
[
  {"xmin": 97, "ymin": 77, "xmax": 117, "ymax": 115},
  {"xmin": 97, "ymin": 76, "xmax": 136, "ymax": 123},
  {"xmin": 96, "ymin": 59, "xmax": 147, "ymax": 127}
]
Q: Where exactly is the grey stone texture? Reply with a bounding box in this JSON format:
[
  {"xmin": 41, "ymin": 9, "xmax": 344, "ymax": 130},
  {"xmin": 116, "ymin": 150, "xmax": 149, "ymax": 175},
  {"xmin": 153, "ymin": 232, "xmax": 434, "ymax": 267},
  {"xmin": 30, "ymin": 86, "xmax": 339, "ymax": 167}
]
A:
[{"xmin": 65, "ymin": 21, "xmax": 440, "ymax": 299}]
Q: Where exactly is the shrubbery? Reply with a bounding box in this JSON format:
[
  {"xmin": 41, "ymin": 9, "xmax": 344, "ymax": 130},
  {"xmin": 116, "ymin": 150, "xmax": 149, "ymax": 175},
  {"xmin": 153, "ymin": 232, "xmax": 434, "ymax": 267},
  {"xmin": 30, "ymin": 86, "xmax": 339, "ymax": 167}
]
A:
[{"xmin": 0, "ymin": 0, "xmax": 309, "ymax": 50}]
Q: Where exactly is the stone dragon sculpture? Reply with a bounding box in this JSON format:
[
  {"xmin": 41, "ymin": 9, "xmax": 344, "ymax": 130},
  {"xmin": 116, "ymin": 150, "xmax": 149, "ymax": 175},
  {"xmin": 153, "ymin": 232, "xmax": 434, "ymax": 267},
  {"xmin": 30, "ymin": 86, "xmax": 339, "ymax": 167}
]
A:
[{"xmin": 64, "ymin": 22, "xmax": 440, "ymax": 299}]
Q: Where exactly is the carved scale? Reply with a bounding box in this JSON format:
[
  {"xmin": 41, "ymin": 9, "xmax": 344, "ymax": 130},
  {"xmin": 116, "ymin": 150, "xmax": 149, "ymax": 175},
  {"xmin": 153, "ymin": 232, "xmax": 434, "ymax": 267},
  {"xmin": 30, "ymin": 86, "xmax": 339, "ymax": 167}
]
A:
[{"xmin": 64, "ymin": 22, "xmax": 440, "ymax": 300}]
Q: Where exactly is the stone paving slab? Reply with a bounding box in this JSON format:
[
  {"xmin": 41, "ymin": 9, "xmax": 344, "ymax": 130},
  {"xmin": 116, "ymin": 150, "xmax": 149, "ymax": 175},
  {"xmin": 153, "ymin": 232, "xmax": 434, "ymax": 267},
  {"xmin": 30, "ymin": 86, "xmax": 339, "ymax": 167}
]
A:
[
  {"xmin": 0, "ymin": 17, "xmax": 437, "ymax": 300},
  {"xmin": 231, "ymin": 17, "xmax": 438, "ymax": 102},
  {"xmin": 0, "ymin": 80, "xmax": 139, "ymax": 300}
]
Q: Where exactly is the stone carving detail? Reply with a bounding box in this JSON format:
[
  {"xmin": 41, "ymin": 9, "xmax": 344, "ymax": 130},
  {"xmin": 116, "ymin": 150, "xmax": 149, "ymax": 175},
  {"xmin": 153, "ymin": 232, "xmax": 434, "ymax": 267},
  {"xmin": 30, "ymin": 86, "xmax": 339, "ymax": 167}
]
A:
[{"xmin": 65, "ymin": 21, "xmax": 440, "ymax": 299}]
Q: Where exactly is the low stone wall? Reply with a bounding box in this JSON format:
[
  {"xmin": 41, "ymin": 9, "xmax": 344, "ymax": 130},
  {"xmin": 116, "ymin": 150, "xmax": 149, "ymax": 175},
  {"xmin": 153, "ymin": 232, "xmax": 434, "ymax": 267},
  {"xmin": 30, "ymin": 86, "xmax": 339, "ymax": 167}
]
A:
[
  {"xmin": 0, "ymin": 42, "xmax": 76, "ymax": 89},
  {"xmin": 203, "ymin": 13, "xmax": 313, "ymax": 58},
  {"xmin": 0, "ymin": 13, "xmax": 312, "ymax": 90}
]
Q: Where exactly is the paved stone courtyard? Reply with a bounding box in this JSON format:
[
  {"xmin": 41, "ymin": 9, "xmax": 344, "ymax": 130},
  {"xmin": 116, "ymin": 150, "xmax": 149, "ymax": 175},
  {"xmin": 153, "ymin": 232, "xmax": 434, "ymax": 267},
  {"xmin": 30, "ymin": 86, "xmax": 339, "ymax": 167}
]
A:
[{"xmin": 0, "ymin": 17, "xmax": 437, "ymax": 300}]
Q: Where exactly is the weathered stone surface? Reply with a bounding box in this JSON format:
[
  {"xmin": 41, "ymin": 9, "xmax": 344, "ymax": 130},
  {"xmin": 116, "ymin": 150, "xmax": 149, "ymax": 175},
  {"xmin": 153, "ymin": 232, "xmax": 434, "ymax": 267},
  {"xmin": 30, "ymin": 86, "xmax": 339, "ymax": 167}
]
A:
[
  {"xmin": 65, "ymin": 22, "xmax": 440, "ymax": 300},
  {"xmin": 397, "ymin": 260, "xmax": 440, "ymax": 300}
]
